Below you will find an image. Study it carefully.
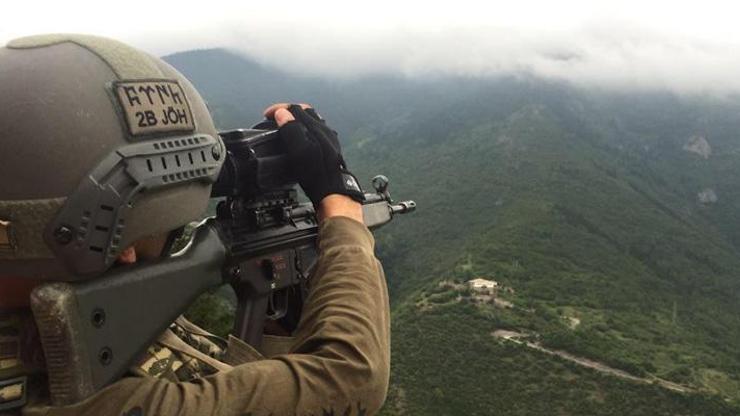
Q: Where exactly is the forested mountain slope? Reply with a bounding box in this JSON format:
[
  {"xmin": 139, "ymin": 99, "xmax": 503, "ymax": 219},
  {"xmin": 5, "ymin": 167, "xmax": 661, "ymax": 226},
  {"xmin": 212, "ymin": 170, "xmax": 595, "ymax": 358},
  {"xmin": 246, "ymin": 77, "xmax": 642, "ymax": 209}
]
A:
[{"xmin": 166, "ymin": 49, "xmax": 740, "ymax": 415}]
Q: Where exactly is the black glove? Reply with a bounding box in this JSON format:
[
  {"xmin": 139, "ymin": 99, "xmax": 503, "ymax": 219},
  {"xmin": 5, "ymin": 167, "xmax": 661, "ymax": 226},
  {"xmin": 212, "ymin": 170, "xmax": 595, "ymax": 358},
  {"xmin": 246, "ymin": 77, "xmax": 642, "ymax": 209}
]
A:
[{"xmin": 278, "ymin": 105, "xmax": 364, "ymax": 206}]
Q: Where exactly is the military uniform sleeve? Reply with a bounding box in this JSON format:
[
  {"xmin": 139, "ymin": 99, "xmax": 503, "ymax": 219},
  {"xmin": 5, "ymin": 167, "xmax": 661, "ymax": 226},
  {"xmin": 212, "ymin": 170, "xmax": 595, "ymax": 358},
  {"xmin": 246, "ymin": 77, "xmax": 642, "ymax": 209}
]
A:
[{"xmin": 24, "ymin": 216, "xmax": 390, "ymax": 416}]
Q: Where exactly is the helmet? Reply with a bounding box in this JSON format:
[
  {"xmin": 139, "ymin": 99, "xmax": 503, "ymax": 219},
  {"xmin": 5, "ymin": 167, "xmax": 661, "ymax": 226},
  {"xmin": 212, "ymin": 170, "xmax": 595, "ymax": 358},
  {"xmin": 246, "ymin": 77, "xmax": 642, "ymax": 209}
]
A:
[{"xmin": 0, "ymin": 34, "xmax": 224, "ymax": 280}]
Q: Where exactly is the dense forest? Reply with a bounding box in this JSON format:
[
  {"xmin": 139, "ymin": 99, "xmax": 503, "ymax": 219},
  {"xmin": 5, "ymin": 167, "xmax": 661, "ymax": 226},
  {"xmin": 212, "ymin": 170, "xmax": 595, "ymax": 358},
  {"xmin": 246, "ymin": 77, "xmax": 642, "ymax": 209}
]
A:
[{"xmin": 167, "ymin": 49, "xmax": 740, "ymax": 415}]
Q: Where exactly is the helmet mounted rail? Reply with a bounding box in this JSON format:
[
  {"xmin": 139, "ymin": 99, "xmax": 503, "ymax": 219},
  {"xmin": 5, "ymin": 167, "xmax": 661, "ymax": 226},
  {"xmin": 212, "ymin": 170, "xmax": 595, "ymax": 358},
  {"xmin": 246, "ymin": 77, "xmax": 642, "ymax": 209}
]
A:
[{"xmin": 44, "ymin": 134, "xmax": 223, "ymax": 276}]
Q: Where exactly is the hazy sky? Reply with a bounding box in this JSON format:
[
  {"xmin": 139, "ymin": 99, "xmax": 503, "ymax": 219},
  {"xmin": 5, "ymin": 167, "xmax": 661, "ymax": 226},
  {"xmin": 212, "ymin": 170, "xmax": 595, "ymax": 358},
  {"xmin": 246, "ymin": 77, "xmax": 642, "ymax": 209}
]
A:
[{"xmin": 3, "ymin": 1, "xmax": 740, "ymax": 93}]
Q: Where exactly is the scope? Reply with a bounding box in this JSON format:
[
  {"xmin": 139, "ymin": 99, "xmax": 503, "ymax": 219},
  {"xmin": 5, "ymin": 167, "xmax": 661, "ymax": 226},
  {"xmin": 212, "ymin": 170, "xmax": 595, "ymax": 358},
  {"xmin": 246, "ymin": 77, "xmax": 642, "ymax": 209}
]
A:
[{"xmin": 211, "ymin": 121, "xmax": 299, "ymax": 199}]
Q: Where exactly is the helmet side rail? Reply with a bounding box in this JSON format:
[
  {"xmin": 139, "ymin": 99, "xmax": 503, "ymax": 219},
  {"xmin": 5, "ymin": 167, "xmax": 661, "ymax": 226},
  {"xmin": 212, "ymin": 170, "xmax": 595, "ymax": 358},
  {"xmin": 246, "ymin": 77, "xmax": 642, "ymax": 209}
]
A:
[{"xmin": 44, "ymin": 134, "xmax": 224, "ymax": 277}]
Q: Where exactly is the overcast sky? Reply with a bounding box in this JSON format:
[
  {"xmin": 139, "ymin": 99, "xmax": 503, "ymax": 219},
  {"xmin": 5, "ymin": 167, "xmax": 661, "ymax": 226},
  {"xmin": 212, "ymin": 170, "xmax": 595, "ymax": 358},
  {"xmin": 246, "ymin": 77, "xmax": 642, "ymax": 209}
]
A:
[{"xmin": 3, "ymin": 1, "xmax": 740, "ymax": 94}]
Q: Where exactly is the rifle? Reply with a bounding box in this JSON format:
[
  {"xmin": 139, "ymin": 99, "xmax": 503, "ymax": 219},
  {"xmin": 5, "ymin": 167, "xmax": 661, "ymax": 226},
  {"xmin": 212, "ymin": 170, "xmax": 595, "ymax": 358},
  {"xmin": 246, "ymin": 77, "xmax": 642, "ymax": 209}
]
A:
[{"xmin": 30, "ymin": 122, "xmax": 415, "ymax": 406}]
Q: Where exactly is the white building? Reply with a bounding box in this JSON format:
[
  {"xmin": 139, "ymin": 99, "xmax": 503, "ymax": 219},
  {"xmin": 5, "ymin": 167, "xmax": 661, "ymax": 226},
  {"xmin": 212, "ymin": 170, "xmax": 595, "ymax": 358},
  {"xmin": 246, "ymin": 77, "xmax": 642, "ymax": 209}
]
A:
[{"xmin": 468, "ymin": 278, "xmax": 499, "ymax": 293}]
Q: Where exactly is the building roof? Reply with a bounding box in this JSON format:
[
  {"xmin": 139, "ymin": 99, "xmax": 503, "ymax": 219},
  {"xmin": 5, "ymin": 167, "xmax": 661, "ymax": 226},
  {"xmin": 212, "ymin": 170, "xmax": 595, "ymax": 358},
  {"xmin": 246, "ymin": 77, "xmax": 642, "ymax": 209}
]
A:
[{"xmin": 468, "ymin": 278, "xmax": 498, "ymax": 287}]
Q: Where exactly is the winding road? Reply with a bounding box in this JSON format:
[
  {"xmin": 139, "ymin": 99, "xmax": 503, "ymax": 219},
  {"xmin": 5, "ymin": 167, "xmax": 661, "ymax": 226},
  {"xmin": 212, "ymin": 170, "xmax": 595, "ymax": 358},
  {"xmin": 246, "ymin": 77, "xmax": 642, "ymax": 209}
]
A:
[{"xmin": 491, "ymin": 330, "xmax": 693, "ymax": 394}]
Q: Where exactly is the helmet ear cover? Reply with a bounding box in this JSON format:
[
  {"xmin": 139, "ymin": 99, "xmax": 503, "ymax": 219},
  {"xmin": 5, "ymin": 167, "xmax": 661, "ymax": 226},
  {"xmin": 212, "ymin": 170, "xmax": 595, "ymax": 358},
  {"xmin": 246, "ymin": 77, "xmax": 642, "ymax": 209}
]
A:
[{"xmin": 43, "ymin": 134, "xmax": 223, "ymax": 277}]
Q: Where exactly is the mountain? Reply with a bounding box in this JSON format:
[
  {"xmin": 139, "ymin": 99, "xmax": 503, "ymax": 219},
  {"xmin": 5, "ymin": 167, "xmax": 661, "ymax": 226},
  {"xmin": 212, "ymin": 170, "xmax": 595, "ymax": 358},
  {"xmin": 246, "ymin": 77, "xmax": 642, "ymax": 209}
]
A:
[{"xmin": 166, "ymin": 49, "xmax": 740, "ymax": 415}]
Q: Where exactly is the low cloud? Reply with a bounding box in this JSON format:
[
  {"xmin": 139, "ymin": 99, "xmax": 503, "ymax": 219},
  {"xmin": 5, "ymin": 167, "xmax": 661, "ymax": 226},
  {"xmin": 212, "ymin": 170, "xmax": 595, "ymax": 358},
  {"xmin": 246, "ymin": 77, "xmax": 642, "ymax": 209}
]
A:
[
  {"xmin": 188, "ymin": 21, "xmax": 739, "ymax": 95},
  {"xmin": 4, "ymin": 0, "xmax": 740, "ymax": 95}
]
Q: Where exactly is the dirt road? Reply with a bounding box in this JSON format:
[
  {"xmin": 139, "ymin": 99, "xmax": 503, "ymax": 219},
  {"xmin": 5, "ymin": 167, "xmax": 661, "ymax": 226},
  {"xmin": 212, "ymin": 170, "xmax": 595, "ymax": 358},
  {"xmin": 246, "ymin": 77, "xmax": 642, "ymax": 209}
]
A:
[{"xmin": 491, "ymin": 330, "xmax": 693, "ymax": 394}]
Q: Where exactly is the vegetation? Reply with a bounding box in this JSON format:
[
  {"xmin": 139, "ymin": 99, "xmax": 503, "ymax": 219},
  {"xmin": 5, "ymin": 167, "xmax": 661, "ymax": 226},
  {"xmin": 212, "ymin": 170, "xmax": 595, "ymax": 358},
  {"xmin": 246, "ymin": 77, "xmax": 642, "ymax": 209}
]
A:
[
  {"xmin": 381, "ymin": 302, "xmax": 739, "ymax": 416},
  {"xmin": 171, "ymin": 49, "xmax": 740, "ymax": 414}
]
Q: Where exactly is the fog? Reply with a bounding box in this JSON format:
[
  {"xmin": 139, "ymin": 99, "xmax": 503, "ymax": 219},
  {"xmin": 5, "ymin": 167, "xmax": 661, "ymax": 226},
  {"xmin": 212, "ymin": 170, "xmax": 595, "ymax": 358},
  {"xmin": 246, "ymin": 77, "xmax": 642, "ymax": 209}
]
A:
[{"xmin": 3, "ymin": 0, "xmax": 740, "ymax": 94}]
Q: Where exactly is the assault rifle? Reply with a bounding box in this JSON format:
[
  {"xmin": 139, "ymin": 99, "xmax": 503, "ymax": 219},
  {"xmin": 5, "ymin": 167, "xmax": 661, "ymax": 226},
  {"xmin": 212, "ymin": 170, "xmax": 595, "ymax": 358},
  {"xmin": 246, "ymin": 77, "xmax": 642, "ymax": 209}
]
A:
[{"xmin": 31, "ymin": 121, "xmax": 415, "ymax": 406}]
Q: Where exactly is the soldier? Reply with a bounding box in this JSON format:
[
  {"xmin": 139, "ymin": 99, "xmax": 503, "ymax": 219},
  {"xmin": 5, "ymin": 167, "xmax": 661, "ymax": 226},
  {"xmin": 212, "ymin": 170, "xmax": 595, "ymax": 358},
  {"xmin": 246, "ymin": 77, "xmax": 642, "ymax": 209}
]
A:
[{"xmin": 0, "ymin": 35, "xmax": 389, "ymax": 415}]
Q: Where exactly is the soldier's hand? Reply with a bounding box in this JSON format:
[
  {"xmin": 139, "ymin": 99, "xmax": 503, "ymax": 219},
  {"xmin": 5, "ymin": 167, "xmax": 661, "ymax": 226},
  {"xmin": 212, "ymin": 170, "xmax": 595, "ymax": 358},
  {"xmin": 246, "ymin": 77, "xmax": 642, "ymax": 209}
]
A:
[{"xmin": 263, "ymin": 103, "xmax": 364, "ymax": 223}]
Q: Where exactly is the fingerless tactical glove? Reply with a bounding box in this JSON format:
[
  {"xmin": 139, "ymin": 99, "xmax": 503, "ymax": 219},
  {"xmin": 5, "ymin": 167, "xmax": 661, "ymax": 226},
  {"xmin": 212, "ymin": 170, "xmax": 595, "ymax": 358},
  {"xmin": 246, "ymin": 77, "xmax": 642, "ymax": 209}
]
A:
[{"xmin": 279, "ymin": 105, "xmax": 364, "ymax": 206}]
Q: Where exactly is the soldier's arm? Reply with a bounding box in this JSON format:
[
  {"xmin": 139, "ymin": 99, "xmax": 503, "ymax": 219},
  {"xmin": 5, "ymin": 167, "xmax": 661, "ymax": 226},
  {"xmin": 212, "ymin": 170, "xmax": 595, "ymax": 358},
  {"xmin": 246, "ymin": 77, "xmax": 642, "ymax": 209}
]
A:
[{"xmin": 26, "ymin": 215, "xmax": 391, "ymax": 416}]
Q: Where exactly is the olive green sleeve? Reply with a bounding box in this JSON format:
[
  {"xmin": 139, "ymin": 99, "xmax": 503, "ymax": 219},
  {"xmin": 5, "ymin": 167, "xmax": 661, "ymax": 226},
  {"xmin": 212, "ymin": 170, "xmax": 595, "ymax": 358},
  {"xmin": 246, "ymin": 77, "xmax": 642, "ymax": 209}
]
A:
[{"xmin": 26, "ymin": 216, "xmax": 390, "ymax": 416}]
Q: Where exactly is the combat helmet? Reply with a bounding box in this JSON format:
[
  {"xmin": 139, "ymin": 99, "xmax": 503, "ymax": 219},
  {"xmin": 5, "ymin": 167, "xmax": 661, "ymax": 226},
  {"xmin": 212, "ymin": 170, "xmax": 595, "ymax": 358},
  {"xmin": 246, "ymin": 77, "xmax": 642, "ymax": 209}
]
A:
[{"xmin": 0, "ymin": 34, "xmax": 225, "ymax": 280}]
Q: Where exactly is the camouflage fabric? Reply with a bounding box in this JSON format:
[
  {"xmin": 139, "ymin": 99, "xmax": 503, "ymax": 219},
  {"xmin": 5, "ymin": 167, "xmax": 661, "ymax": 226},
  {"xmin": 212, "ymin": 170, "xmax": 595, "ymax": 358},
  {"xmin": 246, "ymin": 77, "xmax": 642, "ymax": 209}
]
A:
[
  {"xmin": 0, "ymin": 313, "xmax": 43, "ymax": 380},
  {"xmin": 1, "ymin": 312, "xmax": 46, "ymax": 415},
  {"xmin": 135, "ymin": 343, "xmax": 209, "ymax": 383},
  {"xmin": 132, "ymin": 317, "xmax": 228, "ymax": 382},
  {"xmin": 0, "ymin": 380, "xmax": 23, "ymax": 404},
  {"xmin": 169, "ymin": 316, "xmax": 227, "ymax": 360},
  {"xmin": 22, "ymin": 217, "xmax": 390, "ymax": 416},
  {"xmin": 0, "ymin": 318, "xmax": 21, "ymax": 379},
  {"xmin": 0, "ymin": 315, "xmax": 24, "ymax": 415}
]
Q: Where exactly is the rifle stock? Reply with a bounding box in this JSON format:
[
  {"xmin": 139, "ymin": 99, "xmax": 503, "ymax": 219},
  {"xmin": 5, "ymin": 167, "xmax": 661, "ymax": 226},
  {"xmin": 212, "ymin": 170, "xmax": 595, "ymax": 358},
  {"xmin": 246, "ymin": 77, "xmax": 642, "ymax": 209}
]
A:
[{"xmin": 31, "ymin": 225, "xmax": 226, "ymax": 405}]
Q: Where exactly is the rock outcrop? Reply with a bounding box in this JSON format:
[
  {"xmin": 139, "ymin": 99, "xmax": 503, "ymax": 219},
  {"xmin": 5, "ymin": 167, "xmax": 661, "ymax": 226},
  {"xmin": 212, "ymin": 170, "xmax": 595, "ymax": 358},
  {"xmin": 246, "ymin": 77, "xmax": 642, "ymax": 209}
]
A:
[
  {"xmin": 698, "ymin": 188, "xmax": 718, "ymax": 204},
  {"xmin": 683, "ymin": 136, "xmax": 711, "ymax": 159}
]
